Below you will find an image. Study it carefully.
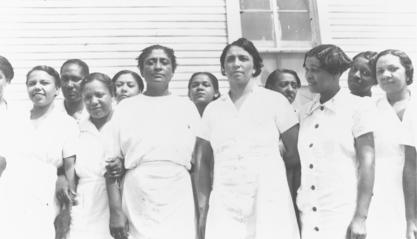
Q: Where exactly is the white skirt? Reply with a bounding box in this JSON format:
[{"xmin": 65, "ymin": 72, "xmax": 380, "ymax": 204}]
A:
[
  {"xmin": 205, "ymin": 156, "xmax": 299, "ymax": 239},
  {"xmin": 122, "ymin": 161, "xmax": 196, "ymax": 239}
]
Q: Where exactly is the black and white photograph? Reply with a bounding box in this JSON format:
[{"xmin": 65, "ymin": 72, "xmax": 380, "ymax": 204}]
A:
[{"xmin": 0, "ymin": 0, "xmax": 416, "ymax": 238}]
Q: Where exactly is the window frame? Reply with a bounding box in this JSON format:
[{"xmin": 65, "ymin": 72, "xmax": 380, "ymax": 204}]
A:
[{"xmin": 226, "ymin": 0, "xmax": 321, "ymax": 53}]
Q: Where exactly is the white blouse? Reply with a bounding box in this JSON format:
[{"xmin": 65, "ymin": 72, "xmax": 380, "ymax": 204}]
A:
[
  {"xmin": 297, "ymin": 89, "xmax": 374, "ymax": 238},
  {"xmin": 102, "ymin": 94, "xmax": 200, "ymax": 170}
]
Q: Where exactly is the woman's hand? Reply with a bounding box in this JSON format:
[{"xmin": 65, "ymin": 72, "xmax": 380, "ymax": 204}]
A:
[
  {"xmin": 105, "ymin": 157, "xmax": 125, "ymax": 179},
  {"xmin": 346, "ymin": 216, "xmax": 367, "ymax": 239},
  {"xmin": 109, "ymin": 209, "xmax": 129, "ymax": 239},
  {"xmin": 56, "ymin": 175, "xmax": 71, "ymax": 204}
]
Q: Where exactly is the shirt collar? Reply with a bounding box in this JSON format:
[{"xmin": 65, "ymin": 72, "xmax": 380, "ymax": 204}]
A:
[
  {"xmin": 79, "ymin": 117, "xmax": 98, "ymax": 134},
  {"xmin": 307, "ymin": 88, "xmax": 348, "ymax": 115}
]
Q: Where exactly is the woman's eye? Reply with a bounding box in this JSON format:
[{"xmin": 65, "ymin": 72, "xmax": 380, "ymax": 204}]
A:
[{"xmin": 362, "ymin": 71, "xmax": 370, "ymax": 76}]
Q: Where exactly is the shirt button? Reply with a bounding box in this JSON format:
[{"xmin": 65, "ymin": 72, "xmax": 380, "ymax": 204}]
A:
[
  {"xmin": 314, "ymin": 226, "xmax": 319, "ymax": 231},
  {"xmin": 309, "ymin": 164, "xmax": 314, "ymax": 169},
  {"xmin": 314, "ymin": 124, "xmax": 319, "ymax": 129},
  {"xmin": 312, "ymin": 206, "xmax": 317, "ymax": 212},
  {"xmin": 309, "ymin": 143, "xmax": 313, "ymax": 148},
  {"xmin": 311, "ymin": 185, "xmax": 316, "ymax": 190},
  {"xmin": 320, "ymin": 106, "xmax": 324, "ymax": 111}
]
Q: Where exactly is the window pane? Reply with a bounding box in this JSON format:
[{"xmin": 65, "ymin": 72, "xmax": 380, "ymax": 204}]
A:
[
  {"xmin": 241, "ymin": 12, "xmax": 275, "ymax": 45},
  {"xmin": 276, "ymin": 0, "xmax": 308, "ymax": 10},
  {"xmin": 278, "ymin": 12, "xmax": 312, "ymax": 41},
  {"xmin": 240, "ymin": 0, "xmax": 270, "ymax": 10}
]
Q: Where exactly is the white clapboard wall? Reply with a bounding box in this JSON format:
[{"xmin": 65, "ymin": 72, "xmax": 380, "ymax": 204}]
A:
[
  {"xmin": 0, "ymin": 0, "xmax": 229, "ymax": 104},
  {"xmin": 317, "ymin": 0, "xmax": 417, "ymax": 64}
]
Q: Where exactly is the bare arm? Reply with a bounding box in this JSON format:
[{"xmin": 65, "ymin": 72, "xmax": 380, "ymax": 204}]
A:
[
  {"xmin": 348, "ymin": 132, "xmax": 375, "ymax": 239},
  {"xmin": 404, "ymin": 145, "xmax": 417, "ymax": 239},
  {"xmin": 0, "ymin": 155, "xmax": 6, "ymax": 177},
  {"xmin": 191, "ymin": 137, "xmax": 214, "ymax": 239},
  {"xmin": 63, "ymin": 156, "xmax": 77, "ymax": 202},
  {"xmin": 106, "ymin": 166, "xmax": 128, "ymax": 239},
  {"xmin": 281, "ymin": 124, "xmax": 301, "ymax": 205}
]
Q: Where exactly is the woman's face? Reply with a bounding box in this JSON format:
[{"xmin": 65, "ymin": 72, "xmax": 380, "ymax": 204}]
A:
[
  {"xmin": 269, "ymin": 73, "xmax": 299, "ymax": 103},
  {"xmin": 376, "ymin": 54, "xmax": 408, "ymax": 94},
  {"xmin": 348, "ymin": 57, "xmax": 375, "ymax": 96},
  {"xmin": 0, "ymin": 70, "xmax": 8, "ymax": 100},
  {"xmin": 114, "ymin": 73, "xmax": 141, "ymax": 102},
  {"xmin": 223, "ymin": 46, "xmax": 254, "ymax": 88},
  {"xmin": 26, "ymin": 70, "xmax": 58, "ymax": 108},
  {"xmin": 189, "ymin": 74, "xmax": 217, "ymax": 105},
  {"xmin": 141, "ymin": 49, "xmax": 173, "ymax": 89},
  {"xmin": 304, "ymin": 56, "xmax": 335, "ymax": 94},
  {"xmin": 82, "ymin": 80, "xmax": 113, "ymax": 120}
]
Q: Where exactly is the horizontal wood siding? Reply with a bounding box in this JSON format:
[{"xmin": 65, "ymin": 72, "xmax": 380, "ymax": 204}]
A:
[
  {"xmin": 319, "ymin": 0, "xmax": 417, "ymax": 64},
  {"xmin": 0, "ymin": 0, "xmax": 228, "ymax": 102}
]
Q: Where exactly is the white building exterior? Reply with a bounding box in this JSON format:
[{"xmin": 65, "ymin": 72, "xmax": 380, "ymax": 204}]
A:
[{"xmin": 0, "ymin": 0, "xmax": 416, "ymax": 104}]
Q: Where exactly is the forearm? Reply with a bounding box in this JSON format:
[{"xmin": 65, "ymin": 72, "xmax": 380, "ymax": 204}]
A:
[
  {"xmin": 0, "ymin": 156, "xmax": 6, "ymax": 176},
  {"xmin": 404, "ymin": 146, "xmax": 417, "ymax": 222},
  {"xmin": 63, "ymin": 157, "xmax": 76, "ymax": 193},
  {"xmin": 354, "ymin": 133, "xmax": 375, "ymax": 220},
  {"xmin": 106, "ymin": 177, "xmax": 123, "ymax": 214},
  {"xmin": 192, "ymin": 138, "xmax": 213, "ymax": 219}
]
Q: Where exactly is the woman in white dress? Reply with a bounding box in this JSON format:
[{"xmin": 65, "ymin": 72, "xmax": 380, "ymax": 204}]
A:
[
  {"xmin": 194, "ymin": 38, "xmax": 301, "ymax": 239},
  {"xmin": 104, "ymin": 45, "xmax": 199, "ymax": 239},
  {"xmin": 64, "ymin": 73, "xmax": 114, "ymax": 239},
  {"xmin": 366, "ymin": 49, "xmax": 417, "ymax": 239},
  {"xmin": 0, "ymin": 55, "xmax": 14, "ymax": 175},
  {"xmin": 297, "ymin": 44, "xmax": 375, "ymax": 239},
  {"xmin": 0, "ymin": 65, "xmax": 78, "ymax": 239}
]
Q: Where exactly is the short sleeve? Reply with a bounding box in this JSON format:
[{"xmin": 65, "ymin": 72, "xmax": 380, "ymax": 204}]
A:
[
  {"xmin": 402, "ymin": 106, "xmax": 417, "ymax": 147},
  {"xmin": 186, "ymin": 100, "xmax": 202, "ymax": 138},
  {"xmin": 62, "ymin": 117, "xmax": 79, "ymax": 159},
  {"xmin": 352, "ymin": 97, "xmax": 375, "ymax": 138},
  {"xmin": 197, "ymin": 102, "xmax": 213, "ymax": 141},
  {"xmin": 274, "ymin": 93, "xmax": 298, "ymax": 134},
  {"xmin": 100, "ymin": 108, "xmax": 123, "ymax": 161}
]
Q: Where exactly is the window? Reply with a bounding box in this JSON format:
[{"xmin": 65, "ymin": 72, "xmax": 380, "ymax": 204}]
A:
[{"xmin": 239, "ymin": 0, "xmax": 318, "ymax": 51}]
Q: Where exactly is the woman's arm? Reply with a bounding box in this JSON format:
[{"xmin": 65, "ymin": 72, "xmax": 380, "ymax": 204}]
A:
[
  {"xmin": 281, "ymin": 124, "xmax": 301, "ymax": 230},
  {"xmin": 348, "ymin": 132, "xmax": 375, "ymax": 239},
  {"xmin": 0, "ymin": 155, "xmax": 6, "ymax": 177},
  {"xmin": 281, "ymin": 124, "xmax": 301, "ymax": 204},
  {"xmin": 106, "ymin": 164, "xmax": 128, "ymax": 239},
  {"xmin": 404, "ymin": 145, "xmax": 417, "ymax": 239},
  {"xmin": 63, "ymin": 156, "xmax": 77, "ymax": 203},
  {"xmin": 191, "ymin": 137, "xmax": 214, "ymax": 239}
]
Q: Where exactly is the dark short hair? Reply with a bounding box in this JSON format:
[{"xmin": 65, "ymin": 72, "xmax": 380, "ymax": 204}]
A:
[
  {"xmin": 81, "ymin": 72, "xmax": 114, "ymax": 97},
  {"xmin": 112, "ymin": 70, "xmax": 144, "ymax": 93},
  {"xmin": 220, "ymin": 38, "xmax": 263, "ymax": 77},
  {"xmin": 60, "ymin": 59, "xmax": 90, "ymax": 77},
  {"xmin": 303, "ymin": 44, "xmax": 351, "ymax": 75},
  {"xmin": 352, "ymin": 51, "xmax": 378, "ymax": 82},
  {"xmin": 136, "ymin": 45, "xmax": 177, "ymax": 74},
  {"xmin": 265, "ymin": 69, "xmax": 301, "ymax": 89},
  {"xmin": 188, "ymin": 72, "xmax": 220, "ymax": 100},
  {"xmin": 0, "ymin": 55, "xmax": 14, "ymax": 82},
  {"xmin": 26, "ymin": 65, "xmax": 61, "ymax": 88},
  {"xmin": 374, "ymin": 49, "xmax": 414, "ymax": 85}
]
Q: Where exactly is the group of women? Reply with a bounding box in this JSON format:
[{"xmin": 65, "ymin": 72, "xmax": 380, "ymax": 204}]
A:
[{"xmin": 0, "ymin": 38, "xmax": 416, "ymax": 239}]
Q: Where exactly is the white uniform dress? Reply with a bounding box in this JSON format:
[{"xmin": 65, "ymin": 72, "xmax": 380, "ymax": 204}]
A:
[
  {"xmin": 366, "ymin": 95, "xmax": 412, "ymax": 239},
  {"xmin": 102, "ymin": 94, "xmax": 199, "ymax": 239},
  {"xmin": 68, "ymin": 118, "xmax": 112, "ymax": 239},
  {"xmin": 297, "ymin": 89, "xmax": 374, "ymax": 239},
  {"xmin": 0, "ymin": 103, "xmax": 78, "ymax": 239},
  {"xmin": 198, "ymin": 87, "xmax": 300, "ymax": 239}
]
